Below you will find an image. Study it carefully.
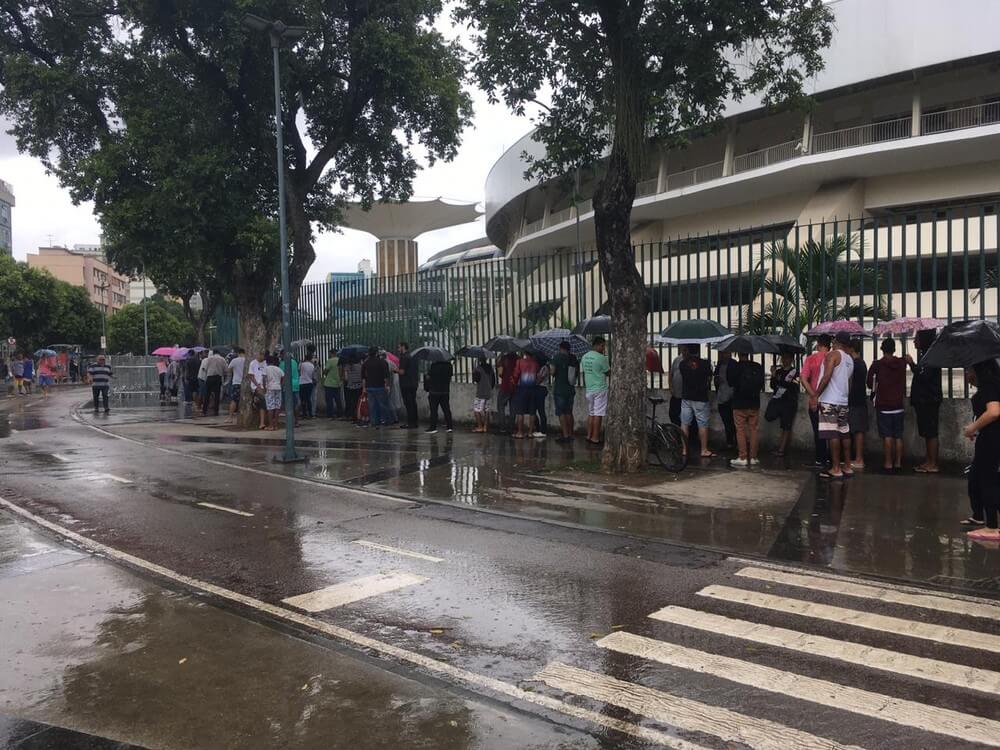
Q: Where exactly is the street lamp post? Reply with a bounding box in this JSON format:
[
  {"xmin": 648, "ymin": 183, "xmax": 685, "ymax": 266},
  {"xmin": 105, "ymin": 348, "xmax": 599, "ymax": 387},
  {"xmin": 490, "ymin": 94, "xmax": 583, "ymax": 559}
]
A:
[
  {"xmin": 243, "ymin": 13, "xmax": 307, "ymax": 463},
  {"xmin": 141, "ymin": 269, "xmax": 149, "ymax": 355}
]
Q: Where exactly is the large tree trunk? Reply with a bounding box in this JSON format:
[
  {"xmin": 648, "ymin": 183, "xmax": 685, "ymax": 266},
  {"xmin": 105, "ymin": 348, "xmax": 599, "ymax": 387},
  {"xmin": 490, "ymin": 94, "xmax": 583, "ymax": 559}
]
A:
[
  {"xmin": 593, "ymin": 149, "xmax": 648, "ymax": 474},
  {"xmin": 236, "ymin": 301, "xmax": 278, "ymax": 428}
]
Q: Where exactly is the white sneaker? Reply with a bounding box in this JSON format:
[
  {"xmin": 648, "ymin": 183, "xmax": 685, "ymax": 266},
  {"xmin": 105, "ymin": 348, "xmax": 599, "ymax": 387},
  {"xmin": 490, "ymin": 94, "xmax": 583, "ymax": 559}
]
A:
[
  {"xmin": 731, "ymin": 458, "xmax": 749, "ymax": 468},
  {"xmin": 749, "ymin": 458, "xmax": 760, "ymax": 466},
  {"xmin": 531, "ymin": 431, "xmax": 546, "ymax": 438}
]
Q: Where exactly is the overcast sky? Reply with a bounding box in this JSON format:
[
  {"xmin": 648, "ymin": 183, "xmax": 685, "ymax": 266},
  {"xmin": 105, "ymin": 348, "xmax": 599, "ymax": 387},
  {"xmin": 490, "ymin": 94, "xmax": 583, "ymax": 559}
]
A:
[{"xmin": 2, "ymin": 38, "xmax": 533, "ymax": 283}]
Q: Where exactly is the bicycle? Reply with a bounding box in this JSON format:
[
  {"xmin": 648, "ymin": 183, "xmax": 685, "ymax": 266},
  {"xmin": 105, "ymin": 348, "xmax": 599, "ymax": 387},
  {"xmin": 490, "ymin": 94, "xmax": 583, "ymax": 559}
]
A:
[{"xmin": 647, "ymin": 397, "xmax": 687, "ymax": 472}]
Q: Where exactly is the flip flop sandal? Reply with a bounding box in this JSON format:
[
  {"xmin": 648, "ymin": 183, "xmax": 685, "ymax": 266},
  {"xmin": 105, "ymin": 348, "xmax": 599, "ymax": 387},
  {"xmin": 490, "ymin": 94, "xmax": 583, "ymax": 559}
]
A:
[
  {"xmin": 960, "ymin": 517, "xmax": 986, "ymax": 527},
  {"xmin": 818, "ymin": 472, "xmax": 844, "ymax": 480}
]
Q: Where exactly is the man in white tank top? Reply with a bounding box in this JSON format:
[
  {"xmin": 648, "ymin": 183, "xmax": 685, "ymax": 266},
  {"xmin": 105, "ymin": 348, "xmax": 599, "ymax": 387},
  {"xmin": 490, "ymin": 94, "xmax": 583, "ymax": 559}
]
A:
[{"xmin": 814, "ymin": 331, "xmax": 855, "ymax": 479}]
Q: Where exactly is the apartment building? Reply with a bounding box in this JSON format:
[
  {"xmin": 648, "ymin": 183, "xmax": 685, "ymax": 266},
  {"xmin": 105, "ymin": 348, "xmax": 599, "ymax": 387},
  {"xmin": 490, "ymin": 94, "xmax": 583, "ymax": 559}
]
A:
[{"xmin": 27, "ymin": 246, "xmax": 130, "ymax": 314}]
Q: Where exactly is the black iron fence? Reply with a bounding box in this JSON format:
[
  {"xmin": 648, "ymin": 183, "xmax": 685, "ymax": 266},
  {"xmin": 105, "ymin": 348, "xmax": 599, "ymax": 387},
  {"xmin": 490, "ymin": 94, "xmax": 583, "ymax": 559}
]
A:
[{"xmin": 216, "ymin": 201, "xmax": 999, "ymax": 396}]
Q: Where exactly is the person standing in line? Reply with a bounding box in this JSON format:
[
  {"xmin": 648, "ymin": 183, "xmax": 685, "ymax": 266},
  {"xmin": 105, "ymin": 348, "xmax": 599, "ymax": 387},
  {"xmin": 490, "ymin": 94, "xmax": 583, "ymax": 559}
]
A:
[
  {"xmin": 728, "ymin": 351, "xmax": 764, "ymax": 467},
  {"xmin": 766, "ymin": 351, "xmax": 799, "ymax": 458},
  {"xmin": 202, "ymin": 348, "xmax": 227, "ymax": 416},
  {"xmin": 496, "ymin": 352, "xmax": 519, "ymax": 434},
  {"xmin": 579, "ymin": 337, "xmax": 610, "ymax": 445},
  {"xmin": 800, "ymin": 334, "xmax": 832, "ymax": 468},
  {"xmin": 69, "ymin": 357, "xmax": 79, "ymax": 384},
  {"xmin": 322, "ymin": 348, "xmax": 344, "ymax": 420},
  {"xmin": 511, "ymin": 350, "xmax": 540, "ymax": 439},
  {"xmin": 263, "ymin": 354, "xmax": 285, "ymax": 431},
  {"xmin": 249, "ymin": 350, "xmax": 268, "ymax": 430},
  {"xmin": 868, "ymin": 337, "xmax": 907, "ymax": 472},
  {"xmin": 298, "ymin": 352, "xmax": 317, "ymax": 419},
  {"xmin": 279, "ymin": 350, "xmax": 301, "ymax": 426},
  {"xmin": 196, "ymin": 351, "xmax": 209, "ymax": 412},
  {"xmin": 156, "ymin": 356, "xmax": 169, "ymax": 401},
  {"xmin": 532, "ymin": 353, "xmax": 549, "ymax": 438},
  {"xmin": 813, "ymin": 332, "xmax": 854, "ymax": 480},
  {"xmin": 425, "ymin": 357, "xmax": 454, "ymax": 434},
  {"xmin": 87, "ymin": 354, "xmax": 113, "ymax": 414},
  {"xmin": 343, "ymin": 356, "xmax": 363, "ymax": 424},
  {"xmin": 963, "ymin": 360, "xmax": 1000, "ymax": 539},
  {"xmin": 668, "ymin": 345, "xmax": 686, "ymax": 426},
  {"xmin": 183, "ymin": 351, "xmax": 200, "ymax": 406},
  {"xmin": 472, "ymin": 356, "xmax": 495, "ymax": 433},
  {"xmin": 714, "ymin": 350, "xmax": 737, "ymax": 449},
  {"xmin": 21, "ymin": 355, "xmax": 33, "ymax": 394},
  {"xmin": 680, "ymin": 345, "xmax": 715, "ymax": 459},
  {"xmin": 396, "ymin": 342, "xmax": 419, "ymax": 429},
  {"xmin": 36, "ymin": 355, "xmax": 54, "ymax": 398},
  {"xmin": 846, "ymin": 338, "xmax": 869, "ymax": 470},
  {"xmin": 226, "ymin": 348, "xmax": 247, "ymax": 423},
  {"xmin": 550, "ymin": 341, "xmax": 577, "ymax": 443},
  {"xmin": 11, "ymin": 354, "xmax": 24, "ymax": 395},
  {"xmin": 907, "ymin": 330, "xmax": 943, "ymax": 473},
  {"xmin": 362, "ymin": 347, "xmax": 391, "ymax": 428}
]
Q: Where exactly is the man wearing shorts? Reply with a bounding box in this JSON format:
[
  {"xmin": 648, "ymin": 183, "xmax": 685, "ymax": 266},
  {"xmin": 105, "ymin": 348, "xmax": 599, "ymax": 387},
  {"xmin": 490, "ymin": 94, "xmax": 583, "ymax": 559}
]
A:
[
  {"xmin": 814, "ymin": 332, "xmax": 855, "ymax": 479},
  {"xmin": 679, "ymin": 346, "xmax": 714, "ymax": 458},
  {"xmin": 227, "ymin": 348, "xmax": 247, "ymax": 423},
  {"xmin": 580, "ymin": 337, "xmax": 609, "ymax": 445},
  {"xmin": 868, "ymin": 337, "xmax": 906, "ymax": 471},
  {"xmin": 550, "ymin": 341, "xmax": 577, "ymax": 443}
]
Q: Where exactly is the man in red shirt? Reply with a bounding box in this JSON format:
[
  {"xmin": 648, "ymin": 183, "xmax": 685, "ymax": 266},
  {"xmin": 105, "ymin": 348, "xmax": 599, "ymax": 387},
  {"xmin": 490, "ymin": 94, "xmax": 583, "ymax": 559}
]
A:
[
  {"xmin": 496, "ymin": 353, "xmax": 519, "ymax": 434},
  {"xmin": 800, "ymin": 334, "xmax": 831, "ymax": 467},
  {"xmin": 868, "ymin": 338, "xmax": 907, "ymax": 471}
]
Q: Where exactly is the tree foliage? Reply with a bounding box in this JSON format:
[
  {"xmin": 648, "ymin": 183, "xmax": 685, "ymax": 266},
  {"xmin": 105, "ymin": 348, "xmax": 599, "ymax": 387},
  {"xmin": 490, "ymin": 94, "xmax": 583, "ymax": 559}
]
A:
[
  {"xmin": 0, "ymin": 255, "xmax": 102, "ymax": 353},
  {"xmin": 456, "ymin": 0, "xmax": 835, "ymax": 472},
  {"xmin": 106, "ymin": 302, "xmax": 196, "ymax": 355},
  {"xmin": 745, "ymin": 235, "xmax": 889, "ymax": 337},
  {"xmin": 0, "ymin": 0, "xmax": 473, "ymax": 354}
]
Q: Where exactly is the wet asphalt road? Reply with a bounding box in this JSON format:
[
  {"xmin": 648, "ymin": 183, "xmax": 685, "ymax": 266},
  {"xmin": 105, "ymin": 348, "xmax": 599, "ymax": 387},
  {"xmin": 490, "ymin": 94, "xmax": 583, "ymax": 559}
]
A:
[{"xmin": 1, "ymin": 391, "xmax": 999, "ymax": 750}]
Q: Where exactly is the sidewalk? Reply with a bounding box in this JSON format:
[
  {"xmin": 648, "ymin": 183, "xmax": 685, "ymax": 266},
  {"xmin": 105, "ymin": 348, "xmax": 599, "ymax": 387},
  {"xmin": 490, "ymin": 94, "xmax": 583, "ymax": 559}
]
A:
[{"xmin": 80, "ymin": 401, "xmax": 1000, "ymax": 595}]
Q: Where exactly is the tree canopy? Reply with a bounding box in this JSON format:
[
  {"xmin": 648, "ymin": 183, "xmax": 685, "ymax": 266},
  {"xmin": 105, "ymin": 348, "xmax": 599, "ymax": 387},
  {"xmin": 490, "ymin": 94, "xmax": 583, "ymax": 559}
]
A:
[
  {"xmin": 106, "ymin": 300, "xmax": 196, "ymax": 355},
  {"xmin": 0, "ymin": 254, "xmax": 102, "ymax": 353},
  {"xmin": 0, "ymin": 0, "xmax": 473, "ymax": 353},
  {"xmin": 457, "ymin": 0, "xmax": 835, "ymax": 472}
]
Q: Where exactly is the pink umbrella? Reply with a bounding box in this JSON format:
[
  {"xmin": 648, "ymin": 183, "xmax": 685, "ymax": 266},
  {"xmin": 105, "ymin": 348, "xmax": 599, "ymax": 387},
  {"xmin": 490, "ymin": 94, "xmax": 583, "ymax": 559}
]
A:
[
  {"xmin": 806, "ymin": 319, "xmax": 871, "ymax": 337},
  {"xmin": 871, "ymin": 317, "xmax": 946, "ymax": 336},
  {"xmin": 151, "ymin": 346, "xmax": 177, "ymax": 356},
  {"xmin": 384, "ymin": 351, "xmax": 400, "ymax": 372}
]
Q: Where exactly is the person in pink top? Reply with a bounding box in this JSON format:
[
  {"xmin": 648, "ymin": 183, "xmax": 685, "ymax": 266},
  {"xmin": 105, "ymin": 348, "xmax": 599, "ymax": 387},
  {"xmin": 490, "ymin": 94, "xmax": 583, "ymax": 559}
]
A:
[
  {"xmin": 37, "ymin": 356, "xmax": 55, "ymax": 397},
  {"xmin": 156, "ymin": 357, "xmax": 169, "ymax": 401},
  {"xmin": 800, "ymin": 334, "xmax": 831, "ymax": 467}
]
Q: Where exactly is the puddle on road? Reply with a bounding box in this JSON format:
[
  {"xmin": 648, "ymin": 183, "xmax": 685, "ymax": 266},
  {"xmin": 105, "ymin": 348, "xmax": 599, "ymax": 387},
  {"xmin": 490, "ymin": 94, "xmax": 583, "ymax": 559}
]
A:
[{"xmin": 0, "ymin": 411, "xmax": 50, "ymax": 437}]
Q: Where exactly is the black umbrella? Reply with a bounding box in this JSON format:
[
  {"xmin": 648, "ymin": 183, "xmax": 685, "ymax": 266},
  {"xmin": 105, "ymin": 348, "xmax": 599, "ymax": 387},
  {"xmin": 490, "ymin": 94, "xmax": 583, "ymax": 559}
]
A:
[
  {"xmin": 529, "ymin": 328, "xmax": 591, "ymax": 357},
  {"xmin": 760, "ymin": 334, "xmax": 806, "ymax": 354},
  {"xmin": 337, "ymin": 344, "xmax": 370, "ymax": 363},
  {"xmin": 410, "ymin": 346, "xmax": 454, "ymax": 363},
  {"xmin": 484, "ymin": 335, "xmax": 531, "ymax": 353},
  {"xmin": 455, "ymin": 345, "xmax": 491, "ymax": 359},
  {"xmin": 715, "ymin": 335, "xmax": 780, "ymax": 354},
  {"xmin": 572, "ymin": 315, "xmax": 611, "ymax": 336},
  {"xmin": 920, "ymin": 320, "xmax": 1000, "ymax": 368}
]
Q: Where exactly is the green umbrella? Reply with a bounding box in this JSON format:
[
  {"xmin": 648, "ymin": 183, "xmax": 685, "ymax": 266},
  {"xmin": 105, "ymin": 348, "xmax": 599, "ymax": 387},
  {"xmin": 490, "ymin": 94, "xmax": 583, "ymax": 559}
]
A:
[{"xmin": 657, "ymin": 319, "xmax": 731, "ymax": 345}]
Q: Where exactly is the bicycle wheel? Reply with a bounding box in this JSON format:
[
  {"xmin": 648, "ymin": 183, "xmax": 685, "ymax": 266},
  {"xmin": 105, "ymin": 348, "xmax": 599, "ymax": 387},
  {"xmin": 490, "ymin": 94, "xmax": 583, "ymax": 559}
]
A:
[{"xmin": 649, "ymin": 422, "xmax": 687, "ymax": 472}]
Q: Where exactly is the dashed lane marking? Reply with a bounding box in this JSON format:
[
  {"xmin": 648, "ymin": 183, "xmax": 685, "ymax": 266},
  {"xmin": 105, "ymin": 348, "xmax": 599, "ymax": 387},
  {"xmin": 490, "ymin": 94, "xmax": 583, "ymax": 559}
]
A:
[
  {"xmin": 282, "ymin": 572, "xmax": 429, "ymax": 613},
  {"xmin": 650, "ymin": 605, "xmax": 1000, "ymax": 694},
  {"xmin": 698, "ymin": 585, "xmax": 1000, "ymax": 652},
  {"xmin": 51, "ymin": 453, "xmax": 70, "ymax": 462},
  {"xmin": 537, "ymin": 662, "xmax": 863, "ymax": 750},
  {"xmin": 0, "ymin": 493, "xmax": 698, "ymax": 750},
  {"xmin": 197, "ymin": 502, "xmax": 254, "ymax": 517},
  {"xmin": 352, "ymin": 540, "xmax": 444, "ymax": 563},
  {"xmin": 736, "ymin": 566, "xmax": 1000, "ymax": 620},
  {"xmin": 597, "ymin": 630, "xmax": 1000, "ymax": 747}
]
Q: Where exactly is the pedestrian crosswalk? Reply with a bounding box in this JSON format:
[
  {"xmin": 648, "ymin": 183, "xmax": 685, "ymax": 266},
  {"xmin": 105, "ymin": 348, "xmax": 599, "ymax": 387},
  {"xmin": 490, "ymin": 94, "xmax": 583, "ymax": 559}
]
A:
[{"xmin": 535, "ymin": 562, "xmax": 1000, "ymax": 749}]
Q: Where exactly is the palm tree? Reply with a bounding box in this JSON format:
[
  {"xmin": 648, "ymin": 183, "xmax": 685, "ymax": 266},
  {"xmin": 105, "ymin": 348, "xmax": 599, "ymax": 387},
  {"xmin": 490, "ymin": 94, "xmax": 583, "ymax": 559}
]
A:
[
  {"xmin": 972, "ymin": 268, "xmax": 998, "ymax": 303},
  {"xmin": 420, "ymin": 301, "xmax": 470, "ymax": 350},
  {"xmin": 744, "ymin": 234, "xmax": 889, "ymax": 336}
]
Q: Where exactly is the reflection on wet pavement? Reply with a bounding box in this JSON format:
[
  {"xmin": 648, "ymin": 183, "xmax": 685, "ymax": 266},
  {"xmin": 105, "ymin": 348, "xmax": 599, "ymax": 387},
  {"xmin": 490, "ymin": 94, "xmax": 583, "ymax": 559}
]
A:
[
  {"xmin": 72, "ymin": 404, "xmax": 1000, "ymax": 592},
  {"xmin": 0, "ymin": 513, "xmax": 593, "ymax": 750}
]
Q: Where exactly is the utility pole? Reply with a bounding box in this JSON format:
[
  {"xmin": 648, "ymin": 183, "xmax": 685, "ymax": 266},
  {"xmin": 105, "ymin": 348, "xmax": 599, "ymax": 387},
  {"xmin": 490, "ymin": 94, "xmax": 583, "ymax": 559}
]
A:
[{"xmin": 142, "ymin": 268, "xmax": 149, "ymax": 355}]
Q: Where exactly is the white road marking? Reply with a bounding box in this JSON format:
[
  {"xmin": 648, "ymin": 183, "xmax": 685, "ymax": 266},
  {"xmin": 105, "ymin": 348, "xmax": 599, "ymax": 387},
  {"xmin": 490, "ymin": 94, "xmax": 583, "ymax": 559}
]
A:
[
  {"xmin": 650, "ymin": 605, "xmax": 1000, "ymax": 695},
  {"xmin": 538, "ymin": 661, "xmax": 863, "ymax": 750},
  {"xmin": 91, "ymin": 472, "xmax": 131, "ymax": 484},
  {"xmin": 728, "ymin": 556, "xmax": 1000, "ymax": 609},
  {"xmin": 698, "ymin": 585, "xmax": 1000, "ymax": 652},
  {"xmin": 0, "ymin": 495, "xmax": 700, "ymax": 750},
  {"xmin": 51, "ymin": 453, "xmax": 71, "ymax": 462},
  {"xmin": 197, "ymin": 502, "xmax": 254, "ymax": 517},
  {"xmin": 352, "ymin": 540, "xmax": 444, "ymax": 563},
  {"xmin": 282, "ymin": 572, "xmax": 429, "ymax": 613},
  {"xmin": 72, "ymin": 411, "xmax": 416, "ymax": 506},
  {"xmin": 736, "ymin": 565, "xmax": 1000, "ymax": 620},
  {"xmin": 598, "ymin": 630, "xmax": 1000, "ymax": 747}
]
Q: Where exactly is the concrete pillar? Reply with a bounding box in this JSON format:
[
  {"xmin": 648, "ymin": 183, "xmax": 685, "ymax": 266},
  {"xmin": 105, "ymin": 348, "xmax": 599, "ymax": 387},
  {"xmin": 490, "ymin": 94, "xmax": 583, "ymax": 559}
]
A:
[
  {"xmin": 801, "ymin": 112, "xmax": 813, "ymax": 155},
  {"xmin": 656, "ymin": 150, "xmax": 668, "ymax": 193},
  {"xmin": 722, "ymin": 129, "xmax": 736, "ymax": 177},
  {"xmin": 541, "ymin": 191, "xmax": 553, "ymax": 228},
  {"xmin": 911, "ymin": 82, "xmax": 922, "ymax": 137}
]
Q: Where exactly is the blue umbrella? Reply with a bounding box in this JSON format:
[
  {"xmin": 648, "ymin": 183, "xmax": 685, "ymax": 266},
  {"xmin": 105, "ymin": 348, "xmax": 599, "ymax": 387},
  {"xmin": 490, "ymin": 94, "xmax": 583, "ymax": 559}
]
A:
[
  {"xmin": 337, "ymin": 344, "xmax": 370, "ymax": 363},
  {"xmin": 34, "ymin": 348, "xmax": 57, "ymax": 357},
  {"xmin": 529, "ymin": 329, "xmax": 591, "ymax": 358}
]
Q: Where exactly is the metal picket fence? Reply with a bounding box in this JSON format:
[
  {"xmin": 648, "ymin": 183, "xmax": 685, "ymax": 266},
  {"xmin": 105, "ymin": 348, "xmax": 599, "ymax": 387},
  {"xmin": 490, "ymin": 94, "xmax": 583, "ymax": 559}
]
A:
[{"xmin": 216, "ymin": 200, "xmax": 999, "ymax": 398}]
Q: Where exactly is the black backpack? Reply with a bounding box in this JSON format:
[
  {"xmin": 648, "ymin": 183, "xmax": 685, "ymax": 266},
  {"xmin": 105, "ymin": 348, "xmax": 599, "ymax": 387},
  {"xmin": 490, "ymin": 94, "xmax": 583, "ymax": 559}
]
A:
[{"xmin": 739, "ymin": 362, "xmax": 765, "ymax": 397}]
